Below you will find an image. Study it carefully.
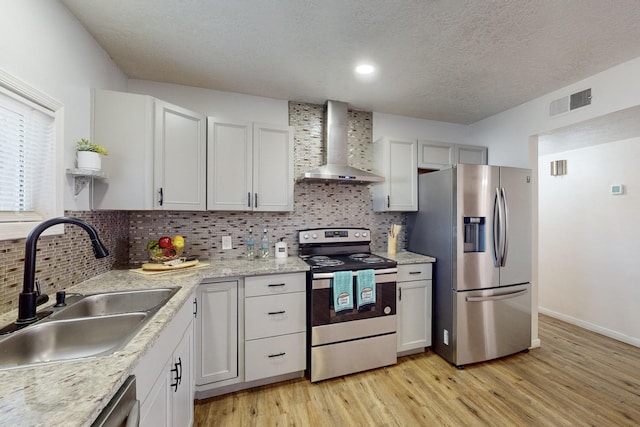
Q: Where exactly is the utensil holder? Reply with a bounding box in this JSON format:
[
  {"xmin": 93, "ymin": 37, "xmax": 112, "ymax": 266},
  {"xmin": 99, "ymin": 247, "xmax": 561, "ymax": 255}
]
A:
[{"xmin": 387, "ymin": 234, "xmax": 397, "ymax": 254}]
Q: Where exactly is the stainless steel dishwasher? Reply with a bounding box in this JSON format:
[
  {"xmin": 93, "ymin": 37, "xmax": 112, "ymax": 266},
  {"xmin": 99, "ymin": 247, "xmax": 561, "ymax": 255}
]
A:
[{"xmin": 91, "ymin": 375, "xmax": 140, "ymax": 427}]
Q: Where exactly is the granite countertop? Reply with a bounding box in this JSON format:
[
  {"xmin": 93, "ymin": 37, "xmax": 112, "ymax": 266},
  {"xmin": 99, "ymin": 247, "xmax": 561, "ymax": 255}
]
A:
[
  {"xmin": 0, "ymin": 256, "xmax": 309, "ymax": 427},
  {"xmin": 376, "ymin": 250, "xmax": 436, "ymax": 264}
]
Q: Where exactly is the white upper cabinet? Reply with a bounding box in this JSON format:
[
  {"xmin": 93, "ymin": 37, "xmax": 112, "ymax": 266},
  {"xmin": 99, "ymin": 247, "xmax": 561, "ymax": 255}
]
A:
[
  {"xmin": 456, "ymin": 143, "xmax": 488, "ymax": 165},
  {"xmin": 92, "ymin": 89, "xmax": 206, "ymax": 210},
  {"xmin": 417, "ymin": 140, "xmax": 488, "ymax": 170},
  {"xmin": 154, "ymin": 100, "xmax": 207, "ymax": 210},
  {"xmin": 207, "ymin": 118, "xmax": 294, "ymax": 211},
  {"xmin": 372, "ymin": 137, "xmax": 418, "ymax": 212}
]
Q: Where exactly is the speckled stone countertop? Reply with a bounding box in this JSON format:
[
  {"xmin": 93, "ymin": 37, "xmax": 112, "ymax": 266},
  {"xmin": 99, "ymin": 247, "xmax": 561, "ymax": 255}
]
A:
[
  {"xmin": 375, "ymin": 250, "xmax": 436, "ymax": 264},
  {"xmin": 0, "ymin": 256, "xmax": 309, "ymax": 427}
]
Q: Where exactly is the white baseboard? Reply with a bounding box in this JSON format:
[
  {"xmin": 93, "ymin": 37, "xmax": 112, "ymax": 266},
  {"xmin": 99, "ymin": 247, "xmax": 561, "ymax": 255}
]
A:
[{"xmin": 539, "ymin": 307, "xmax": 640, "ymax": 348}]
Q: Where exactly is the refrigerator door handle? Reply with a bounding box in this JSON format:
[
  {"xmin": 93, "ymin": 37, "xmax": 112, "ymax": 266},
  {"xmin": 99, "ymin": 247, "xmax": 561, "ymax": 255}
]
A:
[
  {"xmin": 500, "ymin": 187, "xmax": 509, "ymax": 267},
  {"xmin": 492, "ymin": 187, "xmax": 503, "ymax": 267},
  {"xmin": 465, "ymin": 289, "xmax": 527, "ymax": 302}
]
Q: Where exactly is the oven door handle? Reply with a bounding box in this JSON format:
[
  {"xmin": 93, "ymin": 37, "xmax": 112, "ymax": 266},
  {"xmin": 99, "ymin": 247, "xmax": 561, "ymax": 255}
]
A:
[{"xmin": 311, "ymin": 267, "xmax": 398, "ymax": 280}]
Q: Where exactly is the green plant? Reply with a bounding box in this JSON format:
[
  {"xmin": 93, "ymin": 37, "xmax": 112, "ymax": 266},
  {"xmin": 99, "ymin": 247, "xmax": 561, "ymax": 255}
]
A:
[{"xmin": 76, "ymin": 138, "xmax": 109, "ymax": 155}]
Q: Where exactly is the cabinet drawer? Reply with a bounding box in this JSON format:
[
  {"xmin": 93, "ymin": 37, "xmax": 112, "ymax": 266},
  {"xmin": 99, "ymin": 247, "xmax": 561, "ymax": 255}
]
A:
[
  {"xmin": 397, "ymin": 263, "xmax": 432, "ymax": 282},
  {"xmin": 245, "ymin": 293, "xmax": 305, "ymax": 340},
  {"xmin": 245, "ymin": 272, "xmax": 306, "ymax": 297},
  {"xmin": 245, "ymin": 332, "xmax": 306, "ymax": 382}
]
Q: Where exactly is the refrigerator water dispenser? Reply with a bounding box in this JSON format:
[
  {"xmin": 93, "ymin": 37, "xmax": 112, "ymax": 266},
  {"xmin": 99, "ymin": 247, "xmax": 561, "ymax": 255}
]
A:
[{"xmin": 463, "ymin": 216, "xmax": 485, "ymax": 253}]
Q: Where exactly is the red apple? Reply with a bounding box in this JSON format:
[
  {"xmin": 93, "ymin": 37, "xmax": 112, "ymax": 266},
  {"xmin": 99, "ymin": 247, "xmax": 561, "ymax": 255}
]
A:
[{"xmin": 158, "ymin": 236, "xmax": 173, "ymax": 248}]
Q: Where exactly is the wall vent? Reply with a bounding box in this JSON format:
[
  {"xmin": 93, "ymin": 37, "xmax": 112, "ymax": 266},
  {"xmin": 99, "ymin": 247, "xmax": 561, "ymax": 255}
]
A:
[
  {"xmin": 549, "ymin": 88, "xmax": 592, "ymax": 116},
  {"xmin": 570, "ymin": 88, "xmax": 592, "ymax": 110}
]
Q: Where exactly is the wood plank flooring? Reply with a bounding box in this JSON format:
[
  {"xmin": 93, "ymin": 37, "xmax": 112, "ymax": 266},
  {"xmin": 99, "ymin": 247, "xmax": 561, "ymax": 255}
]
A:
[{"xmin": 194, "ymin": 315, "xmax": 640, "ymax": 426}]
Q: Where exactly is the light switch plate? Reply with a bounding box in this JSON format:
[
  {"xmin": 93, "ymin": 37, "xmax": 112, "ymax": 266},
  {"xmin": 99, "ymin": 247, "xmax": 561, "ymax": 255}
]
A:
[{"xmin": 222, "ymin": 236, "xmax": 232, "ymax": 250}]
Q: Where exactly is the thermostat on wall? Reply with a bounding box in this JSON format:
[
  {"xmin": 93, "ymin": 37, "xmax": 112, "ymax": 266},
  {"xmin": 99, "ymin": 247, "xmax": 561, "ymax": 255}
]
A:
[{"xmin": 611, "ymin": 184, "xmax": 624, "ymax": 195}]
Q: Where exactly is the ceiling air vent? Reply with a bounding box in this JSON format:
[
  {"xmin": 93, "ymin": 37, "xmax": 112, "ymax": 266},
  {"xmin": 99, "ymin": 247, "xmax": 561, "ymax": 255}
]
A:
[{"xmin": 549, "ymin": 88, "xmax": 592, "ymax": 116}]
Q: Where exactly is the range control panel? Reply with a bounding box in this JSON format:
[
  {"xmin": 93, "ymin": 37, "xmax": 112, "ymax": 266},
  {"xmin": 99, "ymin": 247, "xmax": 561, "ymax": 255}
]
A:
[{"xmin": 298, "ymin": 228, "xmax": 371, "ymax": 244}]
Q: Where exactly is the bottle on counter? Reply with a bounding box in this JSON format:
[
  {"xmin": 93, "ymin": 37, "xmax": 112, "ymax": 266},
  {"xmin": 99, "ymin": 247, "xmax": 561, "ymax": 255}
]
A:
[
  {"xmin": 247, "ymin": 227, "xmax": 255, "ymax": 258},
  {"xmin": 261, "ymin": 228, "xmax": 269, "ymax": 258}
]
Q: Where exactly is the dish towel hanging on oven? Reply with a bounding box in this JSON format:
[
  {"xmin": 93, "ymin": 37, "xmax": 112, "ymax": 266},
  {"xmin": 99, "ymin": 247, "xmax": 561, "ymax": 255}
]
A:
[
  {"xmin": 333, "ymin": 271, "xmax": 354, "ymax": 313},
  {"xmin": 357, "ymin": 269, "xmax": 376, "ymax": 309}
]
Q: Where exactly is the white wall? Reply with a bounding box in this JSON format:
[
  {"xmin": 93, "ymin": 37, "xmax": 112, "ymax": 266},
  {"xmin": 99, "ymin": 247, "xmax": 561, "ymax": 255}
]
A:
[
  {"xmin": 469, "ymin": 57, "xmax": 640, "ymax": 167},
  {"xmin": 372, "ymin": 111, "xmax": 468, "ymax": 143},
  {"xmin": 128, "ymin": 79, "xmax": 289, "ymax": 124},
  {"xmin": 539, "ymin": 138, "xmax": 640, "ymax": 346},
  {"xmin": 0, "ymin": 0, "xmax": 128, "ymax": 211}
]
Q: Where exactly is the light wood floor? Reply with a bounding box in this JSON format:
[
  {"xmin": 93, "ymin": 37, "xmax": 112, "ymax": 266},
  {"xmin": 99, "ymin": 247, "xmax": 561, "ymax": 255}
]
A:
[{"xmin": 194, "ymin": 315, "xmax": 640, "ymax": 426}]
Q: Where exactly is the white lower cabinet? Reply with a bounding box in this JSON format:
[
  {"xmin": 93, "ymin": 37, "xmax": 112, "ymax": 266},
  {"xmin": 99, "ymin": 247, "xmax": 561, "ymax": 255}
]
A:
[
  {"xmin": 196, "ymin": 280, "xmax": 239, "ymax": 386},
  {"xmin": 397, "ymin": 263, "xmax": 433, "ymax": 354},
  {"xmin": 134, "ymin": 292, "xmax": 195, "ymax": 427},
  {"xmin": 244, "ymin": 273, "xmax": 306, "ymax": 382},
  {"xmin": 195, "ymin": 272, "xmax": 306, "ymax": 397}
]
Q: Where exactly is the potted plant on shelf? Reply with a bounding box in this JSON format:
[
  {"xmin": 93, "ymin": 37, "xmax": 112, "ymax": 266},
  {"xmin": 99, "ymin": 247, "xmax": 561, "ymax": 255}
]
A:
[{"xmin": 76, "ymin": 138, "xmax": 108, "ymax": 171}]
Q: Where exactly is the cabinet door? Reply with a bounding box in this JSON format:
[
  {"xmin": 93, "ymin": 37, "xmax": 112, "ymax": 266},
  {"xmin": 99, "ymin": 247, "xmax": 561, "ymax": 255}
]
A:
[
  {"xmin": 252, "ymin": 123, "xmax": 294, "ymax": 211},
  {"xmin": 140, "ymin": 357, "xmax": 172, "ymax": 427},
  {"xmin": 196, "ymin": 281, "xmax": 238, "ymax": 385},
  {"xmin": 456, "ymin": 144, "xmax": 488, "ymax": 165},
  {"xmin": 92, "ymin": 89, "xmax": 155, "ymax": 210},
  {"xmin": 417, "ymin": 140, "xmax": 455, "ymax": 170},
  {"xmin": 154, "ymin": 101, "xmax": 206, "ymax": 210},
  {"xmin": 373, "ymin": 137, "xmax": 417, "ymax": 211},
  {"xmin": 206, "ymin": 119, "xmax": 253, "ymax": 210},
  {"xmin": 172, "ymin": 324, "xmax": 194, "ymax": 427},
  {"xmin": 397, "ymin": 279, "xmax": 432, "ymax": 353}
]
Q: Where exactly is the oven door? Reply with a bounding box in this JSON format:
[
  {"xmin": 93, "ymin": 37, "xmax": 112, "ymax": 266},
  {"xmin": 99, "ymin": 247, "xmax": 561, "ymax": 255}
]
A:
[{"xmin": 309, "ymin": 268, "xmax": 397, "ymax": 327}]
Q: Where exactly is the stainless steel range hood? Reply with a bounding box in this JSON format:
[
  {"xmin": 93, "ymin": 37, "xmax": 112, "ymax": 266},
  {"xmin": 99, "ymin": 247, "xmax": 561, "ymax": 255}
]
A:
[{"xmin": 300, "ymin": 100, "xmax": 384, "ymax": 183}]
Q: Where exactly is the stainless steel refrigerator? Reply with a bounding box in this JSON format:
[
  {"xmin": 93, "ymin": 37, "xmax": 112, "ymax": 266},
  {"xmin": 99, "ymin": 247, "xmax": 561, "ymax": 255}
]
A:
[{"xmin": 407, "ymin": 164, "xmax": 532, "ymax": 367}]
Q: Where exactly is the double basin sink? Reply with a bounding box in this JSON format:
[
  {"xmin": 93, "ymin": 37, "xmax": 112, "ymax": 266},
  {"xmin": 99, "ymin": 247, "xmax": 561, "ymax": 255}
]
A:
[{"xmin": 0, "ymin": 287, "xmax": 180, "ymax": 370}]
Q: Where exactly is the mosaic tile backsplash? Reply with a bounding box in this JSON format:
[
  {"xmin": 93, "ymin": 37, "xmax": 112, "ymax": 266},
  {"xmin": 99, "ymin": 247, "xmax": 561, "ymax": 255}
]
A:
[
  {"xmin": 0, "ymin": 211, "xmax": 129, "ymax": 315},
  {"xmin": 0, "ymin": 101, "xmax": 405, "ymax": 316}
]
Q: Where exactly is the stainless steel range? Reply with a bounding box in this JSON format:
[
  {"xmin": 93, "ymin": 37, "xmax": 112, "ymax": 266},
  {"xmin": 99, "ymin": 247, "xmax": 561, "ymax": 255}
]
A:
[{"xmin": 298, "ymin": 227, "xmax": 398, "ymax": 382}]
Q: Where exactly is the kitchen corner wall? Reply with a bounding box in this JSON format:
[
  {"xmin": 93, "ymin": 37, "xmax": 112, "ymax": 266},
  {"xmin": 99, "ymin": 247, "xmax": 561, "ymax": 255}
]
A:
[
  {"xmin": 127, "ymin": 102, "xmax": 404, "ymax": 263},
  {"xmin": 0, "ymin": 211, "xmax": 128, "ymax": 315}
]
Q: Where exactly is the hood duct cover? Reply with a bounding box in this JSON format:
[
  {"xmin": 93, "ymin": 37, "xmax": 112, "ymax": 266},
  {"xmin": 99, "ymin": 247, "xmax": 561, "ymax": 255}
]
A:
[{"xmin": 300, "ymin": 100, "xmax": 384, "ymax": 183}]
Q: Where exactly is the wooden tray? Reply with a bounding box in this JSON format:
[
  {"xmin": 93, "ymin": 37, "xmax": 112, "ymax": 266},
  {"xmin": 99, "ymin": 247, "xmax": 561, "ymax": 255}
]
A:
[{"xmin": 130, "ymin": 260, "xmax": 209, "ymax": 275}]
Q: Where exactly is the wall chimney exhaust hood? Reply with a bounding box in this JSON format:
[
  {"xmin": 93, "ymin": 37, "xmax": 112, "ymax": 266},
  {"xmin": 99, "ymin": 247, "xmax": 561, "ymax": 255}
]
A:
[{"xmin": 300, "ymin": 100, "xmax": 384, "ymax": 184}]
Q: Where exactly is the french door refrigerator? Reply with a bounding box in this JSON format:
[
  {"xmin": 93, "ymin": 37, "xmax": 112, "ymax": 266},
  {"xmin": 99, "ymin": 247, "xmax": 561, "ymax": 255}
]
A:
[{"xmin": 407, "ymin": 164, "xmax": 532, "ymax": 367}]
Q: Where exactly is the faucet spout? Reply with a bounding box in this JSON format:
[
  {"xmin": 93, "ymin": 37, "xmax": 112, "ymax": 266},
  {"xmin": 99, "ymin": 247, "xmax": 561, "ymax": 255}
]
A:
[{"xmin": 17, "ymin": 217, "xmax": 109, "ymax": 325}]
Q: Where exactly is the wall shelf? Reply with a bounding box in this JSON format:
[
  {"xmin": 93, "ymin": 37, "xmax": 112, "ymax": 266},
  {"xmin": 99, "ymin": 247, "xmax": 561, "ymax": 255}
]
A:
[{"xmin": 66, "ymin": 168, "xmax": 108, "ymax": 196}]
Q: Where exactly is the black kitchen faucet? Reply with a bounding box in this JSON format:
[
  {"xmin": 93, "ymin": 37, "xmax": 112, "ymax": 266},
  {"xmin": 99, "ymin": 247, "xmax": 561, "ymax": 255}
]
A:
[{"xmin": 16, "ymin": 217, "xmax": 109, "ymax": 325}]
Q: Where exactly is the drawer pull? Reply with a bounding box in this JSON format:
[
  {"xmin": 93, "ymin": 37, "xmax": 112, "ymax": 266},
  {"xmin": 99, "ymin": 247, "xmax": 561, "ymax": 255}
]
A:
[
  {"xmin": 268, "ymin": 310, "xmax": 286, "ymax": 315},
  {"xmin": 268, "ymin": 352, "xmax": 286, "ymax": 358},
  {"xmin": 409, "ymin": 271, "xmax": 422, "ymax": 275},
  {"xmin": 268, "ymin": 283, "xmax": 286, "ymax": 287}
]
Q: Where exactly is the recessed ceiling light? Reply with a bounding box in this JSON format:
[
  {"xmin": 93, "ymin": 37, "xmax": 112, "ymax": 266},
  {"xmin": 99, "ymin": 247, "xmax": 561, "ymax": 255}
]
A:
[{"xmin": 355, "ymin": 64, "xmax": 375, "ymax": 75}]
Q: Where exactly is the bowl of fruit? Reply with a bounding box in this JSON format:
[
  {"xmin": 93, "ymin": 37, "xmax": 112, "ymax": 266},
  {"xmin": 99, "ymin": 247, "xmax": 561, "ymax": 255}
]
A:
[{"xmin": 147, "ymin": 235, "xmax": 185, "ymax": 262}]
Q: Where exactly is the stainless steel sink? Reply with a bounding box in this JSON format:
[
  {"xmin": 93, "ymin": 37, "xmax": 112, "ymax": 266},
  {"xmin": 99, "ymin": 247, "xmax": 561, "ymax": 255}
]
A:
[
  {"xmin": 50, "ymin": 287, "xmax": 179, "ymax": 320},
  {"xmin": 0, "ymin": 313, "xmax": 147, "ymax": 369},
  {"xmin": 0, "ymin": 287, "xmax": 180, "ymax": 370}
]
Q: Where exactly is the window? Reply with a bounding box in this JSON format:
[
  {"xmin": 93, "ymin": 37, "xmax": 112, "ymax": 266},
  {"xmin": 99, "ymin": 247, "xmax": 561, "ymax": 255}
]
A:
[{"xmin": 0, "ymin": 69, "xmax": 63, "ymax": 240}]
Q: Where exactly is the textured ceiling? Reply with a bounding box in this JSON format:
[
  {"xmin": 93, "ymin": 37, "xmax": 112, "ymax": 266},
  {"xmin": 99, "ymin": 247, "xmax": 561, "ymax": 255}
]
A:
[{"xmin": 61, "ymin": 0, "xmax": 640, "ymax": 124}]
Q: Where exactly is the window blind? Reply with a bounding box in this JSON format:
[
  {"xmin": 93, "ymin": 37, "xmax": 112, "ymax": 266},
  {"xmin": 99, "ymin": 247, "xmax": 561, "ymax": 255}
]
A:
[{"xmin": 0, "ymin": 87, "xmax": 55, "ymax": 221}]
